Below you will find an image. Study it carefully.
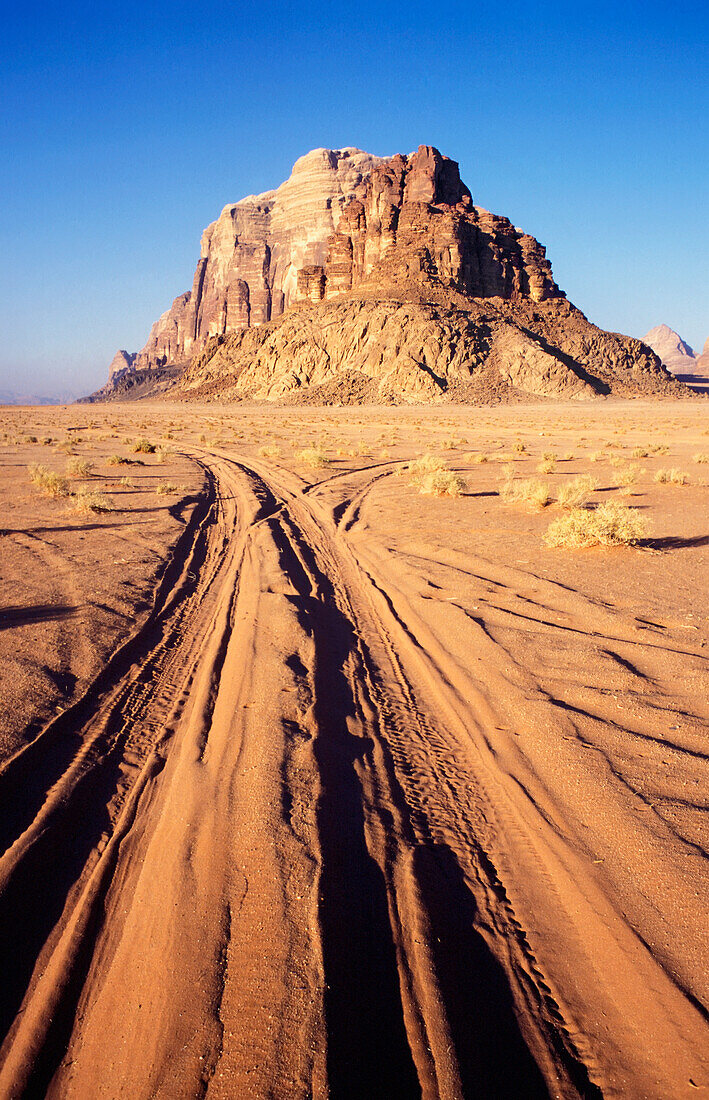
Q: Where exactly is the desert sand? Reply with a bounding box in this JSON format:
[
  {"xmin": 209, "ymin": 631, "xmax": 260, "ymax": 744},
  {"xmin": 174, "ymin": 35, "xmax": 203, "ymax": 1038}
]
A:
[{"xmin": 0, "ymin": 400, "xmax": 707, "ymax": 1098}]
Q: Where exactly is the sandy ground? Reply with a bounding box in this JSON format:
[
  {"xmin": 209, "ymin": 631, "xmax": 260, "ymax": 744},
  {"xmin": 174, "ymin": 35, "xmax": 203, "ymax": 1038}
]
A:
[{"xmin": 0, "ymin": 400, "xmax": 707, "ymax": 1099}]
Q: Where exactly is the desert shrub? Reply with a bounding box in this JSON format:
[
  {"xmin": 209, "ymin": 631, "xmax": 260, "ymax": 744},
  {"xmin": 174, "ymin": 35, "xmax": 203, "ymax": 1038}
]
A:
[
  {"xmin": 156, "ymin": 481, "xmax": 179, "ymax": 495},
  {"xmin": 541, "ymin": 451, "xmax": 556, "ymax": 462},
  {"xmin": 463, "ymin": 451, "xmax": 488, "ymax": 464},
  {"xmin": 154, "ymin": 446, "xmax": 174, "ymax": 463},
  {"xmin": 513, "ymin": 441, "xmax": 527, "ymax": 454},
  {"xmin": 537, "ymin": 458, "xmax": 556, "ymax": 474},
  {"xmin": 654, "ymin": 468, "xmax": 689, "ymax": 485},
  {"xmin": 616, "ymin": 466, "xmax": 639, "ymax": 493},
  {"xmin": 25, "ymin": 435, "xmax": 38, "ymax": 444},
  {"xmin": 72, "ymin": 486, "xmax": 113, "ymax": 514},
  {"xmin": 119, "ymin": 476, "xmax": 133, "ymax": 487},
  {"xmin": 556, "ymin": 475, "xmax": 596, "ymax": 509},
  {"xmin": 692, "ymin": 453, "xmax": 708, "ymax": 464},
  {"xmin": 544, "ymin": 502, "xmax": 647, "ymax": 548},
  {"xmin": 28, "ymin": 463, "xmax": 69, "ymax": 498},
  {"xmin": 500, "ymin": 476, "xmax": 552, "ymax": 509},
  {"xmin": 404, "ymin": 454, "xmax": 446, "ymax": 482},
  {"xmin": 631, "ymin": 447, "xmax": 649, "ymax": 458},
  {"xmin": 418, "ymin": 469, "xmax": 466, "ymax": 497},
  {"xmin": 648, "ymin": 443, "xmax": 669, "ymax": 455},
  {"xmin": 258, "ymin": 445, "xmax": 281, "ymax": 458},
  {"xmin": 132, "ymin": 439, "xmax": 156, "ymax": 454},
  {"xmin": 589, "ymin": 451, "xmax": 604, "ymax": 463},
  {"xmin": 562, "ymin": 451, "xmax": 575, "ymax": 461},
  {"xmin": 66, "ymin": 457, "xmax": 94, "ymax": 478},
  {"xmin": 296, "ymin": 446, "xmax": 330, "ymax": 468}
]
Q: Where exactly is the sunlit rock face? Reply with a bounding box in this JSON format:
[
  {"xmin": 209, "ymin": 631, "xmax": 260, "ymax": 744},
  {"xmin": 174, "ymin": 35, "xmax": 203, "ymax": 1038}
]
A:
[
  {"xmin": 113, "ymin": 145, "xmax": 561, "ymax": 375},
  {"xmin": 130, "ymin": 148, "xmax": 384, "ymax": 370},
  {"xmin": 95, "ymin": 144, "xmax": 684, "ymax": 405}
]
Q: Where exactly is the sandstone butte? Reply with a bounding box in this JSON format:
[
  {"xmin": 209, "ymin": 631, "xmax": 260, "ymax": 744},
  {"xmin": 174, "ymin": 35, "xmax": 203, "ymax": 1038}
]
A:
[{"xmin": 91, "ymin": 145, "xmax": 688, "ymax": 405}]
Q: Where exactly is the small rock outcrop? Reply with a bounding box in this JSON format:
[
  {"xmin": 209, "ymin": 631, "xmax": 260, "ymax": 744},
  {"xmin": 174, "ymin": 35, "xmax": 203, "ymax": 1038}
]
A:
[{"xmin": 93, "ymin": 145, "xmax": 688, "ymax": 404}]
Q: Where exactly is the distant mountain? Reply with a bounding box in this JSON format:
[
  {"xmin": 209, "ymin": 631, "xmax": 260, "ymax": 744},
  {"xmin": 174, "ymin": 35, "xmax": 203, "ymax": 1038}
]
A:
[
  {"xmin": 641, "ymin": 325, "xmax": 696, "ymax": 374},
  {"xmin": 0, "ymin": 389, "xmax": 76, "ymax": 406},
  {"xmin": 696, "ymin": 338, "xmax": 709, "ymax": 374}
]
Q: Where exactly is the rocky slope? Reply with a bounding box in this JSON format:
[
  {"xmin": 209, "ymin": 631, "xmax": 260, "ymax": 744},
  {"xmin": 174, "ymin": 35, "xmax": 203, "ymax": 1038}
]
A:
[{"xmin": 94, "ymin": 145, "xmax": 686, "ymax": 404}]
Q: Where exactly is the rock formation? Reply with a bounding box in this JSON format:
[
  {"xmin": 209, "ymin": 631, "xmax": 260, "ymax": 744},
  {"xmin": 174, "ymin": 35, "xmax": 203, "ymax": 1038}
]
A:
[
  {"xmin": 94, "ymin": 145, "xmax": 687, "ymax": 404},
  {"xmin": 695, "ymin": 338, "xmax": 709, "ymax": 374},
  {"xmin": 642, "ymin": 325, "xmax": 696, "ymax": 374}
]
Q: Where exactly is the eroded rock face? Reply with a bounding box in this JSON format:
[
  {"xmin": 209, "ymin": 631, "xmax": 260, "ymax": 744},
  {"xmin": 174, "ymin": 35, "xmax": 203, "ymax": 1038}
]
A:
[
  {"xmin": 108, "ymin": 349, "xmax": 136, "ymax": 382},
  {"xmin": 116, "ymin": 145, "xmax": 561, "ymax": 376},
  {"xmin": 176, "ymin": 295, "xmax": 677, "ymax": 404},
  {"xmin": 96, "ymin": 144, "xmax": 686, "ymax": 403}
]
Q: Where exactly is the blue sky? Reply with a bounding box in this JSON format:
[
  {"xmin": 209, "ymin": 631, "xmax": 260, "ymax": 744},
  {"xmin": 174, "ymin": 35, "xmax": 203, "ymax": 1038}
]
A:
[{"xmin": 1, "ymin": 0, "xmax": 707, "ymax": 395}]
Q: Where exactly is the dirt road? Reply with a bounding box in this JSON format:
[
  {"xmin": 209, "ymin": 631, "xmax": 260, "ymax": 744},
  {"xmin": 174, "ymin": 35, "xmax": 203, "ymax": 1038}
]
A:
[{"xmin": 0, "ymin": 447, "xmax": 706, "ymax": 1098}]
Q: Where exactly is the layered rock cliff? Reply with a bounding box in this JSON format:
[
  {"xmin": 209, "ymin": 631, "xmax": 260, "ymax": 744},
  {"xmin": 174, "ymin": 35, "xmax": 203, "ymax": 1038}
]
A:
[{"xmin": 95, "ymin": 144, "xmax": 686, "ymax": 404}]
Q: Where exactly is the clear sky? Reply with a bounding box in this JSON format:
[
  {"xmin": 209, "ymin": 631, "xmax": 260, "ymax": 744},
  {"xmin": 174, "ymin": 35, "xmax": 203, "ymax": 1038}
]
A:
[{"xmin": 1, "ymin": 0, "xmax": 707, "ymax": 397}]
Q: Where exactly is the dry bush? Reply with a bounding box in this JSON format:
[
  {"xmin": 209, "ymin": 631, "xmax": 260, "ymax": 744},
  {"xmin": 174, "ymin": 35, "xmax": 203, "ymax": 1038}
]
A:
[
  {"xmin": 649, "ymin": 443, "xmax": 669, "ymax": 455},
  {"xmin": 418, "ymin": 469, "xmax": 466, "ymax": 498},
  {"xmin": 463, "ymin": 452, "xmax": 488, "ymax": 464},
  {"xmin": 156, "ymin": 481, "xmax": 179, "ymax": 495},
  {"xmin": 544, "ymin": 502, "xmax": 647, "ymax": 548},
  {"xmin": 654, "ymin": 468, "xmax": 688, "ymax": 485},
  {"xmin": 66, "ymin": 457, "xmax": 94, "ymax": 478},
  {"xmin": 616, "ymin": 466, "xmax": 639, "ymax": 493},
  {"xmin": 72, "ymin": 486, "xmax": 113, "ymax": 514},
  {"xmin": 562, "ymin": 451, "xmax": 575, "ymax": 461},
  {"xmin": 119, "ymin": 476, "xmax": 134, "ymax": 487},
  {"xmin": 296, "ymin": 446, "xmax": 330, "ymax": 469},
  {"xmin": 556, "ymin": 474, "xmax": 596, "ymax": 509},
  {"xmin": 692, "ymin": 453, "xmax": 708, "ymax": 464},
  {"xmin": 537, "ymin": 458, "xmax": 556, "ymax": 474},
  {"xmin": 513, "ymin": 441, "xmax": 527, "ymax": 454},
  {"xmin": 403, "ymin": 454, "xmax": 445, "ymax": 481},
  {"xmin": 107, "ymin": 454, "xmax": 130, "ymax": 466},
  {"xmin": 500, "ymin": 476, "xmax": 552, "ymax": 510},
  {"xmin": 154, "ymin": 446, "xmax": 174, "ymax": 464},
  {"xmin": 589, "ymin": 451, "xmax": 604, "ymax": 463},
  {"xmin": 258, "ymin": 445, "xmax": 281, "ymax": 458},
  {"xmin": 28, "ymin": 463, "xmax": 69, "ymax": 498},
  {"xmin": 631, "ymin": 447, "xmax": 649, "ymax": 458},
  {"xmin": 132, "ymin": 439, "xmax": 156, "ymax": 454}
]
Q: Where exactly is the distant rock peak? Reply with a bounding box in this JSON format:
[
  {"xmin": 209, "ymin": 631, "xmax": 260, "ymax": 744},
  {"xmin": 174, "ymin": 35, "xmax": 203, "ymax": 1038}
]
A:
[{"xmin": 642, "ymin": 325, "xmax": 696, "ymax": 373}]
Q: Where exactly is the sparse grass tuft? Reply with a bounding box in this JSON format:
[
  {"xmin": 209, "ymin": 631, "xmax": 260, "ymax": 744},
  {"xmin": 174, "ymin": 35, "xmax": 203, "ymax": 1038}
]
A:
[
  {"xmin": 418, "ymin": 469, "xmax": 466, "ymax": 498},
  {"xmin": 258, "ymin": 444, "xmax": 281, "ymax": 458},
  {"xmin": 404, "ymin": 454, "xmax": 446, "ymax": 482},
  {"xmin": 654, "ymin": 468, "xmax": 689, "ymax": 485},
  {"xmin": 72, "ymin": 486, "xmax": 113, "ymax": 514},
  {"xmin": 501, "ymin": 476, "xmax": 551, "ymax": 510},
  {"xmin": 29, "ymin": 463, "xmax": 69, "ymax": 498},
  {"xmin": 692, "ymin": 453, "xmax": 708, "ymax": 464},
  {"xmin": 544, "ymin": 502, "xmax": 647, "ymax": 548},
  {"xmin": 295, "ymin": 446, "xmax": 330, "ymax": 468},
  {"xmin": 556, "ymin": 475, "xmax": 596, "ymax": 509},
  {"xmin": 66, "ymin": 457, "xmax": 94, "ymax": 478},
  {"xmin": 156, "ymin": 481, "xmax": 179, "ymax": 495}
]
